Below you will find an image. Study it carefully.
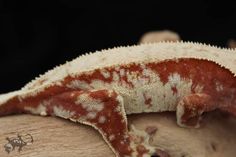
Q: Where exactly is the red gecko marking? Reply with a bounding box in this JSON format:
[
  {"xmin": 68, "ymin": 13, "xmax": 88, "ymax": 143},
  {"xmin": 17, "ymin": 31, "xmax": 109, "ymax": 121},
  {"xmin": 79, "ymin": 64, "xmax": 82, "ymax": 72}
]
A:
[
  {"xmin": 136, "ymin": 145, "xmax": 149, "ymax": 157},
  {"xmin": 143, "ymin": 93, "xmax": 152, "ymax": 108},
  {"xmin": 145, "ymin": 126, "xmax": 158, "ymax": 136},
  {"xmin": 72, "ymin": 63, "xmax": 146, "ymax": 89},
  {"xmin": 171, "ymin": 86, "xmax": 178, "ymax": 95}
]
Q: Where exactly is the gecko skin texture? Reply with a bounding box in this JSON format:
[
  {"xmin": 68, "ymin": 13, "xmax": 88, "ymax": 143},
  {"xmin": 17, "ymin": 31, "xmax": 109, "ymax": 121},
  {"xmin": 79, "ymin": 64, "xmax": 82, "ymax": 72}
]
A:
[{"xmin": 0, "ymin": 42, "xmax": 236, "ymax": 157}]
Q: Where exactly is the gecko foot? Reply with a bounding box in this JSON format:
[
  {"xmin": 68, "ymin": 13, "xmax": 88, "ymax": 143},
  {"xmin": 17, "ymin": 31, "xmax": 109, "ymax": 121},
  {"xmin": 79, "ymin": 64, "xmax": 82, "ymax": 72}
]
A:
[{"xmin": 176, "ymin": 93, "xmax": 217, "ymax": 128}]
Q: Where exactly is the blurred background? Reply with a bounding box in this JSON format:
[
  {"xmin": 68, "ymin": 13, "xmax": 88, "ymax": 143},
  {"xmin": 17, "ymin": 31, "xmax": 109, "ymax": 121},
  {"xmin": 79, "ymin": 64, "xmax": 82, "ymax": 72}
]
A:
[{"xmin": 0, "ymin": 1, "xmax": 236, "ymax": 93}]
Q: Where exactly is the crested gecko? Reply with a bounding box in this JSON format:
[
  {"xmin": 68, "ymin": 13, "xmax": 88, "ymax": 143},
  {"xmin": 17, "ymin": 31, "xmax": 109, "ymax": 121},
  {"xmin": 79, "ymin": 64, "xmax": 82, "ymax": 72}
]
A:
[{"xmin": 0, "ymin": 42, "xmax": 236, "ymax": 157}]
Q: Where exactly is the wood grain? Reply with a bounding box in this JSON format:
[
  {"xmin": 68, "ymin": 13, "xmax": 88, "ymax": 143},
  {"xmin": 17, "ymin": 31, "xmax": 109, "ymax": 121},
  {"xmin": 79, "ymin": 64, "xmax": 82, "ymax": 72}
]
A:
[
  {"xmin": 0, "ymin": 112, "xmax": 236, "ymax": 157},
  {"xmin": 0, "ymin": 115, "xmax": 114, "ymax": 157}
]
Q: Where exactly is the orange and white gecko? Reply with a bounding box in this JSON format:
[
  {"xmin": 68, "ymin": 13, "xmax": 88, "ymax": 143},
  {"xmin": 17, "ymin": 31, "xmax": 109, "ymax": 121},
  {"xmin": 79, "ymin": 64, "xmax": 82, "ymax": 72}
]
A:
[{"xmin": 0, "ymin": 42, "xmax": 236, "ymax": 157}]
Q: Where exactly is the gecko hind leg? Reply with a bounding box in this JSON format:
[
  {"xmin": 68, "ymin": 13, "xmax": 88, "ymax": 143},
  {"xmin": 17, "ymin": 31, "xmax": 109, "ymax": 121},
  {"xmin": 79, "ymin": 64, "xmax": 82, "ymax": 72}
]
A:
[
  {"xmin": 48, "ymin": 89, "xmax": 132, "ymax": 157},
  {"xmin": 176, "ymin": 93, "xmax": 217, "ymax": 128}
]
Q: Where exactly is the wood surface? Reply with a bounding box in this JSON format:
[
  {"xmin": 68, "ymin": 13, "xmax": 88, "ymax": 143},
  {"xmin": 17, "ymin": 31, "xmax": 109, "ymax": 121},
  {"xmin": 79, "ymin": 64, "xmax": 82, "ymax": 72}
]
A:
[{"xmin": 0, "ymin": 112, "xmax": 236, "ymax": 157}]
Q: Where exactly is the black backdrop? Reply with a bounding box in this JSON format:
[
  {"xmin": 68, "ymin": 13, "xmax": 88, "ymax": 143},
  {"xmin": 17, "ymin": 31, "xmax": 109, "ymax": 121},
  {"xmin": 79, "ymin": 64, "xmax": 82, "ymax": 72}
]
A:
[{"xmin": 1, "ymin": 1, "xmax": 236, "ymax": 93}]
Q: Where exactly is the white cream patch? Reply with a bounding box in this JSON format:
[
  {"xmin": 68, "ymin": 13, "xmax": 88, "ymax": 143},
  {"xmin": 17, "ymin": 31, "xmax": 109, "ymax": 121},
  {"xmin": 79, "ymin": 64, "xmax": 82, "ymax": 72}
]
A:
[
  {"xmin": 40, "ymin": 111, "xmax": 47, "ymax": 116},
  {"xmin": 108, "ymin": 134, "xmax": 115, "ymax": 141},
  {"xmin": 140, "ymin": 63, "xmax": 146, "ymax": 69},
  {"xmin": 98, "ymin": 116, "xmax": 106, "ymax": 123},
  {"xmin": 75, "ymin": 93, "xmax": 107, "ymax": 121},
  {"xmin": 114, "ymin": 103, "xmax": 122, "ymax": 113},
  {"xmin": 194, "ymin": 85, "xmax": 204, "ymax": 93},
  {"xmin": 127, "ymin": 72, "xmax": 139, "ymax": 85},
  {"xmin": 70, "ymin": 93, "xmax": 75, "ymax": 97},
  {"xmin": 112, "ymin": 71, "xmax": 120, "ymax": 82},
  {"xmin": 115, "ymin": 66, "xmax": 120, "ymax": 71},
  {"xmin": 176, "ymin": 101, "xmax": 185, "ymax": 127},
  {"xmin": 66, "ymin": 80, "xmax": 92, "ymax": 89},
  {"xmin": 100, "ymin": 70, "xmax": 111, "ymax": 79},
  {"xmin": 107, "ymin": 90, "xmax": 114, "ymax": 97},
  {"xmin": 142, "ymin": 68, "xmax": 151, "ymax": 77},
  {"xmin": 24, "ymin": 101, "xmax": 48, "ymax": 116},
  {"xmin": 76, "ymin": 94, "xmax": 104, "ymax": 112},
  {"xmin": 168, "ymin": 73, "xmax": 181, "ymax": 86},
  {"xmin": 87, "ymin": 112, "xmax": 97, "ymax": 119},
  {"xmin": 119, "ymin": 69, "xmax": 125, "ymax": 76},
  {"xmin": 53, "ymin": 105, "xmax": 75, "ymax": 119},
  {"xmin": 215, "ymin": 81, "xmax": 224, "ymax": 92}
]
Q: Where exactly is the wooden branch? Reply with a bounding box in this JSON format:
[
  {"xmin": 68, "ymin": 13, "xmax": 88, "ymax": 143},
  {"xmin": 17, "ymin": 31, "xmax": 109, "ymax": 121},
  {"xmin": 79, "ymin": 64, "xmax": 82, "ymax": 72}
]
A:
[
  {"xmin": 0, "ymin": 112, "xmax": 235, "ymax": 157},
  {"xmin": 0, "ymin": 115, "xmax": 114, "ymax": 157}
]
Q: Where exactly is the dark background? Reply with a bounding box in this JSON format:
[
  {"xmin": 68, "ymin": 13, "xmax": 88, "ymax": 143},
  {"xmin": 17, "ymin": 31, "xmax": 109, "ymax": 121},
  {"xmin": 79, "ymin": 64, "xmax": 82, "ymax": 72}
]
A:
[{"xmin": 0, "ymin": 1, "xmax": 236, "ymax": 93}]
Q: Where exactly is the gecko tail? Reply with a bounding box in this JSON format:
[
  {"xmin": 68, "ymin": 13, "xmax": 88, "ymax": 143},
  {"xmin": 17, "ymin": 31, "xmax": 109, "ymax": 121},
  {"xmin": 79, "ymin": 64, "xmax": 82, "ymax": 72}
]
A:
[{"xmin": 0, "ymin": 90, "xmax": 22, "ymax": 116}]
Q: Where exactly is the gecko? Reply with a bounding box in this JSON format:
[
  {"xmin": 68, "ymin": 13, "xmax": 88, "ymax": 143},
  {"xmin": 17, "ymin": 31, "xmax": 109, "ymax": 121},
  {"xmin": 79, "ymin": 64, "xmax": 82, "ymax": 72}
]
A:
[{"xmin": 0, "ymin": 42, "xmax": 236, "ymax": 157}]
